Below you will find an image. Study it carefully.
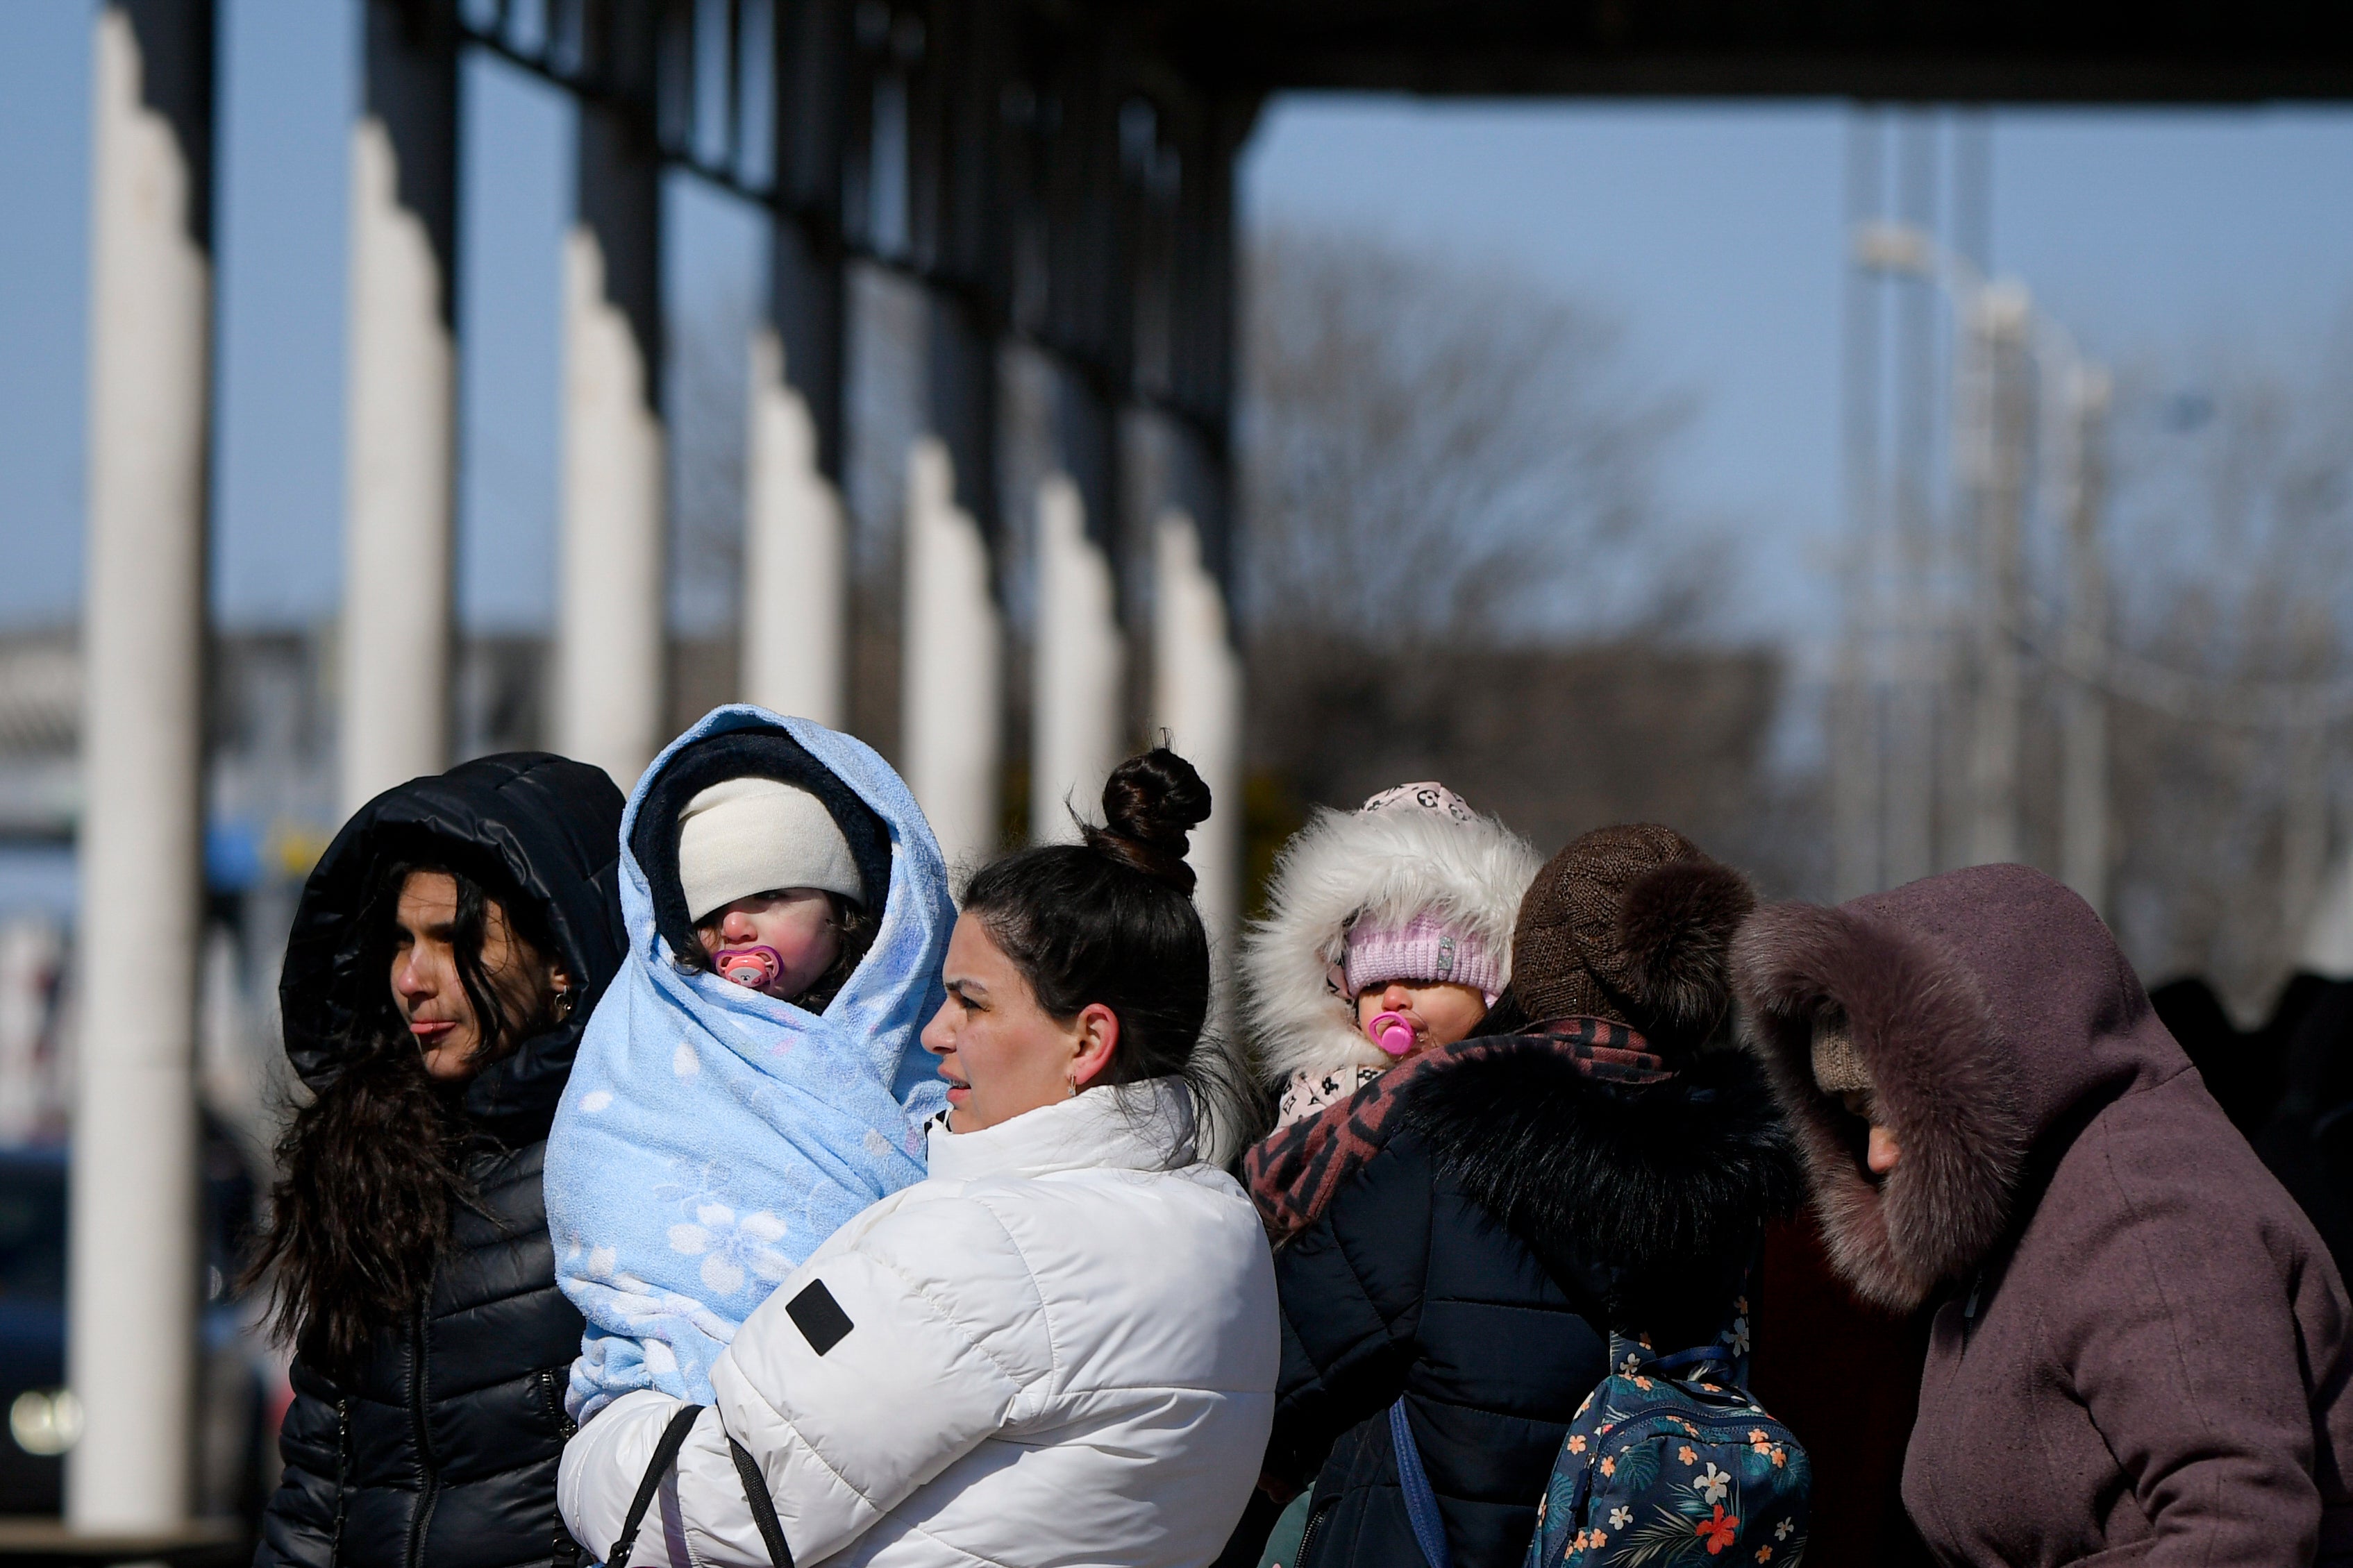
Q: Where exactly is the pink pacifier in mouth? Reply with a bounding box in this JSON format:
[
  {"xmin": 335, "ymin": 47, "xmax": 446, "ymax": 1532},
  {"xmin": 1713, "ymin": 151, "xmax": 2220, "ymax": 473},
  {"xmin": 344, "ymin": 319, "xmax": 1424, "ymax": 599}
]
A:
[
  {"xmin": 713, "ymin": 945, "xmax": 785, "ymax": 990},
  {"xmin": 1366, "ymin": 1011, "xmax": 1417, "ymax": 1058}
]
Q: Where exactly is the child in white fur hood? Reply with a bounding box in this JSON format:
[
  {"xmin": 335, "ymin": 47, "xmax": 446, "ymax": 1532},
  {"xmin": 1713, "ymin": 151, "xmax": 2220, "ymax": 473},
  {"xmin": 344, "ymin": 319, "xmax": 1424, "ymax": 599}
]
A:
[{"xmin": 1242, "ymin": 782, "xmax": 1540, "ymax": 1127}]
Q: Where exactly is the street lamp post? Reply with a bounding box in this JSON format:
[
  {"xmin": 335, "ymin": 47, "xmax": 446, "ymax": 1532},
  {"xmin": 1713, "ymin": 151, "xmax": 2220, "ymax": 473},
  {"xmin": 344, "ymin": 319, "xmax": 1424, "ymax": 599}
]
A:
[
  {"xmin": 2057, "ymin": 361, "xmax": 2113, "ymax": 916},
  {"xmin": 1851, "ymin": 221, "xmax": 2111, "ymax": 893},
  {"xmin": 1966, "ymin": 279, "xmax": 2032, "ymax": 870}
]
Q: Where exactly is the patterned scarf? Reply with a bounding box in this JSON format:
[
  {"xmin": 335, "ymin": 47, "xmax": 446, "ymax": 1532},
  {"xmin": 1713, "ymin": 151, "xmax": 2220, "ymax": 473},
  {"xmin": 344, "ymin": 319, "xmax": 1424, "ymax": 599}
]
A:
[{"xmin": 1245, "ymin": 1016, "xmax": 1665, "ymax": 1243}]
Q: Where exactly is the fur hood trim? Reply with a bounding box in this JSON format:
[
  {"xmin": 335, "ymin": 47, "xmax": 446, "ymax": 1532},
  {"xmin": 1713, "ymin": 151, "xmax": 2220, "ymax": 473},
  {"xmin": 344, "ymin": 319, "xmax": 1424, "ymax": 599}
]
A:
[
  {"xmin": 1733, "ymin": 900, "xmax": 2029, "ymax": 1312},
  {"xmin": 1241, "ymin": 801, "xmax": 1539, "ymax": 1086},
  {"xmin": 1398, "ymin": 1038, "xmax": 1801, "ymax": 1333}
]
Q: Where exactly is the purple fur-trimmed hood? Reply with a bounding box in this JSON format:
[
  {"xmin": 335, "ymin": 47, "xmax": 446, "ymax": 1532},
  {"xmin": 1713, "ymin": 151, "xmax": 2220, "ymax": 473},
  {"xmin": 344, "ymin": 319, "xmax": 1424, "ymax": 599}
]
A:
[
  {"xmin": 1736, "ymin": 864, "xmax": 2353, "ymax": 1566},
  {"xmin": 1732, "ymin": 863, "xmax": 2179, "ymax": 1311}
]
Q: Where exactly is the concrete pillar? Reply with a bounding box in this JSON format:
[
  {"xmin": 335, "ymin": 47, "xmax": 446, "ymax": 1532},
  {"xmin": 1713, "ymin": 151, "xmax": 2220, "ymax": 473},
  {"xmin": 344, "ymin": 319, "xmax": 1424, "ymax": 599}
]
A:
[
  {"xmin": 340, "ymin": 0, "xmax": 458, "ymax": 812},
  {"xmin": 1151, "ymin": 510, "xmax": 1242, "ymax": 950},
  {"xmin": 1031, "ymin": 373, "xmax": 1124, "ymax": 842},
  {"xmin": 900, "ymin": 292, "xmax": 1000, "ymax": 870},
  {"xmin": 742, "ymin": 219, "xmax": 848, "ymax": 725},
  {"xmin": 555, "ymin": 102, "xmax": 665, "ymax": 792},
  {"xmin": 901, "ymin": 437, "xmax": 1002, "ymax": 869},
  {"xmin": 1030, "ymin": 473, "xmax": 1125, "ymax": 839},
  {"xmin": 72, "ymin": 0, "xmax": 214, "ymax": 1530}
]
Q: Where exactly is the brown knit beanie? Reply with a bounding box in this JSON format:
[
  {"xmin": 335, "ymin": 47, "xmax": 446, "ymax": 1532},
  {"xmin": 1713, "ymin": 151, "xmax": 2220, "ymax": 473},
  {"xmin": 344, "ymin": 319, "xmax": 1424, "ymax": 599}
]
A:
[{"xmin": 1510, "ymin": 823, "xmax": 1757, "ymax": 1056}]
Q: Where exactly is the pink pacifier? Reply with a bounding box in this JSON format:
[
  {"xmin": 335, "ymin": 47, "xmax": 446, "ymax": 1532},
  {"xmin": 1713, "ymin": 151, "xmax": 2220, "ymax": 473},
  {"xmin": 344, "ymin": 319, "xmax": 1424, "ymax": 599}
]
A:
[
  {"xmin": 712, "ymin": 945, "xmax": 785, "ymax": 990},
  {"xmin": 1367, "ymin": 1011, "xmax": 1417, "ymax": 1058}
]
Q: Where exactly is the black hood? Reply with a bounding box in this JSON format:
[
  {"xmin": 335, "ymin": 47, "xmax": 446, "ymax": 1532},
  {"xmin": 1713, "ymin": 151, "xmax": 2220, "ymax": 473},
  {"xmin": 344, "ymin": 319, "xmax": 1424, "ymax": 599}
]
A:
[
  {"xmin": 626, "ymin": 723, "xmax": 893, "ymax": 970},
  {"xmin": 280, "ymin": 752, "xmax": 627, "ymax": 1139}
]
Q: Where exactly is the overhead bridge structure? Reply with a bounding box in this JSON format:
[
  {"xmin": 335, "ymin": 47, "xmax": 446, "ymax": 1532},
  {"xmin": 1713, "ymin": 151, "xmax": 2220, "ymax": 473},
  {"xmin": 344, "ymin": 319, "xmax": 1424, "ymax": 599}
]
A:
[{"xmin": 69, "ymin": 0, "xmax": 2353, "ymax": 1535}]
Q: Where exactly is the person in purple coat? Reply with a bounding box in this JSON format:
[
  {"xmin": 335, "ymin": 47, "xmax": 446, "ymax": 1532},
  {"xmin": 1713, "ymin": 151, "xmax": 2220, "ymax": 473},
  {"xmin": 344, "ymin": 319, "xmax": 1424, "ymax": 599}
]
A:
[{"xmin": 1734, "ymin": 862, "xmax": 2353, "ymax": 1567}]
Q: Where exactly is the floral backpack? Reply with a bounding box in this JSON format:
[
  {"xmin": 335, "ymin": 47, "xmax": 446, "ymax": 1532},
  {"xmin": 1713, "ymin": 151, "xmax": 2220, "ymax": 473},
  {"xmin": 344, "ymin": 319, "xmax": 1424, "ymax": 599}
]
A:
[{"xmin": 1519, "ymin": 1305, "xmax": 1811, "ymax": 1568}]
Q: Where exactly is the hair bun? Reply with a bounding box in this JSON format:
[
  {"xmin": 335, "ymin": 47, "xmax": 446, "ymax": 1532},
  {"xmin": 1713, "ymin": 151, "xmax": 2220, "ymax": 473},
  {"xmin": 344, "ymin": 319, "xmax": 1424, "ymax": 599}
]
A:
[{"xmin": 1085, "ymin": 747, "xmax": 1209, "ymax": 894}]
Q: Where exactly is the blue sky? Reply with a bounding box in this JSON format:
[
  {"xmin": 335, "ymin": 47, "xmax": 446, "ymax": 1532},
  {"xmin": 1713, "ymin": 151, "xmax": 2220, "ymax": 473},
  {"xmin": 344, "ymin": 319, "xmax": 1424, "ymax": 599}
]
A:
[{"xmin": 5, "ymin": 1, "xmax": 2353, "ymax": 652}]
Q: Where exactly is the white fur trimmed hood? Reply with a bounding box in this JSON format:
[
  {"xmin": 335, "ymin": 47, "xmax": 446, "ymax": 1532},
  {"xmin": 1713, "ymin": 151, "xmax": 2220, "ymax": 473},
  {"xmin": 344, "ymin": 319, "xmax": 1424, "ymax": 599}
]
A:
[{"xmin": 1241, "ymin": 798, "xmax": 1539, "ymax": 1086}]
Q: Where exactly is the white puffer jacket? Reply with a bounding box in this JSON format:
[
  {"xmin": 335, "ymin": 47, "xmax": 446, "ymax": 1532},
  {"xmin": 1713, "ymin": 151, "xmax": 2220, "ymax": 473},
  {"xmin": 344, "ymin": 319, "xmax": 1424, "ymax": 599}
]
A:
[{"xmin": 558, "ymin": 1079, "xmax": 1278, "ymax": 1568}]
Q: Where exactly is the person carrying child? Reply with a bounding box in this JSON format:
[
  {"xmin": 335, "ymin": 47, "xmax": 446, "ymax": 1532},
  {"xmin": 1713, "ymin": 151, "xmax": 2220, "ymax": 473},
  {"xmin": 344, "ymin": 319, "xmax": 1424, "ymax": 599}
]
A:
[
  {"xmin": 1241, "ymin": 825, "xmax": 1799, "ymax": 1568},
  {"xmin": 544, "ymin": 705, "xmax": 955, "ymax": 1423},
  {"xmin": 1242, "ymin": 782, "xmax": 1539, "ymax": 1127}
]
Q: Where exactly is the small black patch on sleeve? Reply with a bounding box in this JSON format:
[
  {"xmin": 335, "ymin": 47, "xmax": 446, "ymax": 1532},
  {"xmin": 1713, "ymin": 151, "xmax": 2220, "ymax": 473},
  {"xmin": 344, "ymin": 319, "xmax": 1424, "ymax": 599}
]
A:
[{"xmin": 786, "ymin": 1280, "xmax": 854, "ymax": 1356}]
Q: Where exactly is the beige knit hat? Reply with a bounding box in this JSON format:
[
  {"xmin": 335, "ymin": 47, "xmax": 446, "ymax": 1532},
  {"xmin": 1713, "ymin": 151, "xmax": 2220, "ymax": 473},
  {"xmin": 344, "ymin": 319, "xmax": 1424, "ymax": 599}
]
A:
[
  {"xmin": 676, "ymin": 776, "xmax": 862, "ymax": 922},
  {"xmin": 1809, "ymin": 1013, "xmax": 1875, "ymax": 1100}
]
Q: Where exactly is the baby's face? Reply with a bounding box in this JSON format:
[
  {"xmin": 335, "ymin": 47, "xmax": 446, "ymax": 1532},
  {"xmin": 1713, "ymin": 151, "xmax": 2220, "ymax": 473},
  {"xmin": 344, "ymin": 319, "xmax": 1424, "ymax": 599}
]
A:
[
  {"xmin": 696, "ymin": 889, "xmax": 843, "ymax": 1000},
  {"xmin": 1355, "ymin": 979, "xmax": 1489, "ymax": 1056}
]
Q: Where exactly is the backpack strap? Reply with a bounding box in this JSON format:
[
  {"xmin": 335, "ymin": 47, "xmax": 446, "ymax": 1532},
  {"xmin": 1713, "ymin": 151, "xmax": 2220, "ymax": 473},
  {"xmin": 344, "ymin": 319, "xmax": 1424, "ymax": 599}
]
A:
[
  {"xmin": 607, "ymin": 1403, "xmax": 707, "ymax": 1568},
  {"xmin": 727, "ymin": 1435, "xmax": 798, "ymax": 1568},
  {"xmin": 1387, "ymin": 1397, "xmax": 1451, "ymax": 1568}
]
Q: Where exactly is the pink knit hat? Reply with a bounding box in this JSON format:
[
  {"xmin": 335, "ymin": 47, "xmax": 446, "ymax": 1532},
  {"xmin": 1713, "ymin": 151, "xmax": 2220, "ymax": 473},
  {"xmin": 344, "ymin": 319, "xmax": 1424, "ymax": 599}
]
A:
[
  {"xmin": 1338, "ymin": 782, "xmax": 1503, "ymax": 1000},
  {"xmin": 1344, "ymin": 909, "xmax": 1504, "ymax": 1002}
]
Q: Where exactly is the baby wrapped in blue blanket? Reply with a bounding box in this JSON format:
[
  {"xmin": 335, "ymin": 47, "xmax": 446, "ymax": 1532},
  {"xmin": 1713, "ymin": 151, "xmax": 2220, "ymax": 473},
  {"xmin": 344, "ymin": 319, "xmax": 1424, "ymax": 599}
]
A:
[{"xmin": 545, "ymin": 707, "xmax": 952, "ymax": 1421}]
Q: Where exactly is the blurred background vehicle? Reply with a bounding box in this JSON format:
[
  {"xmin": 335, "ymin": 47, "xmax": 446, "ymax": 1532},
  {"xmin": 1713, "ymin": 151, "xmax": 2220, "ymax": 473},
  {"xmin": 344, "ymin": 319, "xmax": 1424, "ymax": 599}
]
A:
[{"xmin": 0, "ymin": 1122, "xmax": 276, "ymax": 1528}]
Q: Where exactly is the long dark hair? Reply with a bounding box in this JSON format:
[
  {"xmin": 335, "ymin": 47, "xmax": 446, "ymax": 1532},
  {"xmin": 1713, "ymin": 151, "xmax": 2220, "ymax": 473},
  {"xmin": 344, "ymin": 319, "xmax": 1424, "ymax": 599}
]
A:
[
  {"xmin": 247, "ymin": 856, "xmax": 560, "ymax": 1372},
  {"xmin": 961, "ymin": 748, "xmax": 1252, "ymax": 1156}
]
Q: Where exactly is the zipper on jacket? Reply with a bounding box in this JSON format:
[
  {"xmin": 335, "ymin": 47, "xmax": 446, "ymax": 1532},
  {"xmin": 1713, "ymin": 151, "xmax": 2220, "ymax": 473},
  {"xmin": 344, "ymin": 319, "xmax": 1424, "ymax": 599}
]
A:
[
  {"xmin": 330, "ymin": 1397, "xmax": 352, "ymax": 1568},
  {"xmin": 405, "ymin": 1300, "xmax": 441, "ymax": 1568},
  {"xmin": 537, "ymin": 1367, "xmax": 578, "ymax": 1440},
  {"xmin": 1294, "ymin": 1492, "xmax": 1339, "ymax": 1568}
]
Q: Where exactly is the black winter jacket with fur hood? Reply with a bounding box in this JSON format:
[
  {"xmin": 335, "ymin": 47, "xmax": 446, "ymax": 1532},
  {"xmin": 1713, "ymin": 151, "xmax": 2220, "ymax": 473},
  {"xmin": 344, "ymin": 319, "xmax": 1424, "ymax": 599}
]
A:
[{"xmin": 1264, "ymin": 1032, "xmax": 1799, "ymax": 1568}]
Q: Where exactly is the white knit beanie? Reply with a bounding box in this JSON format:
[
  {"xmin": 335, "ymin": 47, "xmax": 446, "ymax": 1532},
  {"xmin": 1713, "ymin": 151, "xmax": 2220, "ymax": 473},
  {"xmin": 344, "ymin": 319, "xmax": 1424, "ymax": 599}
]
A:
[{"xmin": 676, "ymin": 776, "xmax": 862, "ymax": 922}]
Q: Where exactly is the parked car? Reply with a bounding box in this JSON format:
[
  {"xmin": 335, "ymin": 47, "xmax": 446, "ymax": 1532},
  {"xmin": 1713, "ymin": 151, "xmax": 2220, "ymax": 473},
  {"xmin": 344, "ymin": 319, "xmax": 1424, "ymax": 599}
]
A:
[{"xmin": 0, "ymin": 1122, "xmax": 274, "ymax": 1524}]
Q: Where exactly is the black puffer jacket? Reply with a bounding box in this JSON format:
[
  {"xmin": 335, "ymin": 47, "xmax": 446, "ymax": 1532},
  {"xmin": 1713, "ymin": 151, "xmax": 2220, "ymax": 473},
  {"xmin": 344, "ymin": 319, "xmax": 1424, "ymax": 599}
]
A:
[
  {"xmin": 256, "ymin": 754, "xmax": 626, "ymax": 1568},
  {"xmin": 1264, "ymin": 1036, "xmax": 1798, "ymax": 1568}
]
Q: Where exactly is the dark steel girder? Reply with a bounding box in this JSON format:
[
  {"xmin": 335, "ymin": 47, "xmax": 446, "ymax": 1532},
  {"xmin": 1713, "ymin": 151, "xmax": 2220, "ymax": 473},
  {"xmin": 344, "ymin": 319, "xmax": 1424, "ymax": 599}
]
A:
[
  {"xmin": 1146, "ymin": 1, "xmax": 2353, "ymax": 103},
  {"xmin": 459, "ymin": 0, "xmax": 1239, "ymax": 455},
  {"xmin": 453, "ymin": 0, "xmax": 2353, "ymax": 602}
]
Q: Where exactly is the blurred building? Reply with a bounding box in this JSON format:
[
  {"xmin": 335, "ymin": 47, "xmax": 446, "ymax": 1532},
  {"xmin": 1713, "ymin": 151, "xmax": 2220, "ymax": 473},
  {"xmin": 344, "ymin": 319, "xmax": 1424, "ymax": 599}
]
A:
[{"xmin": 0, "ymin": 627, "xmax": 592, "ymax": 1157}]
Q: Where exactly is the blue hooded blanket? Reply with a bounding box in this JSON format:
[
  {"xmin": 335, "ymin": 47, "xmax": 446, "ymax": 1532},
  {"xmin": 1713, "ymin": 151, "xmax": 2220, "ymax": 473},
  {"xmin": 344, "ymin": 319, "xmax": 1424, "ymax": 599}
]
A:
[{"xmin": 545, "ymin": 707, "xmax": 952, "ymax": 1421}]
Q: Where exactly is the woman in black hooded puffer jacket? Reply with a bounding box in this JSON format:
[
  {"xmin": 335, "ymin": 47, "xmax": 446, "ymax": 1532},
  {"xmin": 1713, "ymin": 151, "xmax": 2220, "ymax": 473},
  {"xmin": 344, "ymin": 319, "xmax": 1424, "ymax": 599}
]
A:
[
  {"xmin": 251, "ymin": 754, "xmax": 625, "ymax": 1568},
  {"xmin": 1243, "ymin": 825, "xmax": 1800, "ymax": 1568}
]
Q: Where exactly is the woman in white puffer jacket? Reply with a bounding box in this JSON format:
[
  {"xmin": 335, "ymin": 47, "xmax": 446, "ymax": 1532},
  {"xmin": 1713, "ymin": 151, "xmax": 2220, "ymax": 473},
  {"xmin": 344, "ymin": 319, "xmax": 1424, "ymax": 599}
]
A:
[{"xmin": 558, "ymin": 750, "xmax": 1278, "ymax": 1568}]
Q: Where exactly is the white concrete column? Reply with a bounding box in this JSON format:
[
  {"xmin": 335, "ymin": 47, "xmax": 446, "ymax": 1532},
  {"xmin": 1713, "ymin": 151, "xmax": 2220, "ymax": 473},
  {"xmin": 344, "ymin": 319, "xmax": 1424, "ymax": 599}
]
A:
[
  {"xmin": 1030, "ymin": 475, "xmax": 1125, "ymax": 841},
  {"xmin": 338, "ymin": 3, "xmax": 459, "ymax": 811},
  {"xmin": 1151, "ymin": 511, "xmax": 1243, "ymax": 952},
  {"xmin": 901, "ymin": 437, "xmax": 1003, "ymax": 870},
  {"xmin": 72, "ymin": 0, "xmax": 213, "ymax": 1530},
  {"xmin": 742, "ymin": 328, "xmax": 846, "ymax": 725},
  {"xmin": 555, "ymin": 107, "xmax": 666, "ymax": 793}
]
